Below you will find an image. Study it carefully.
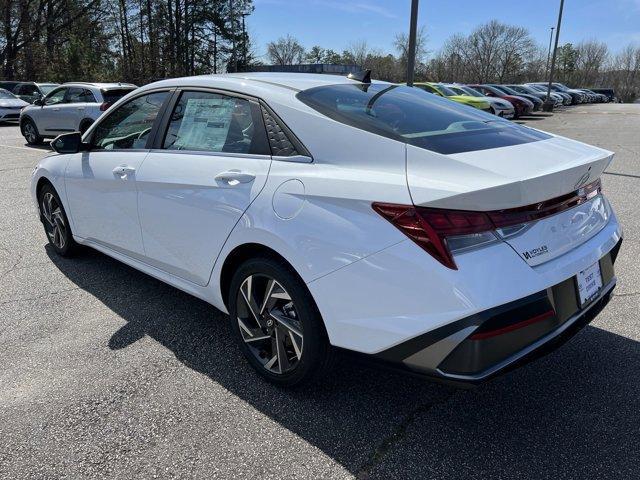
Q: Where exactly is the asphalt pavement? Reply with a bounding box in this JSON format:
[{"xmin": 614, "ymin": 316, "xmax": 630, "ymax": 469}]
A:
[{"xmin": 0, "ymin": 104, "xmax": 638, "ymax": 479}]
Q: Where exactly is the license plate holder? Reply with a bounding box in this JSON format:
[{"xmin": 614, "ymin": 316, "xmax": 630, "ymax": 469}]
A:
[{"xmin": 576, "ymin": 261, "xmax": 603, "ymax": 308}]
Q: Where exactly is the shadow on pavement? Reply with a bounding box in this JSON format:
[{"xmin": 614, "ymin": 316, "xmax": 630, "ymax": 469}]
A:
[{"xmin": 47, "ymin": 246, "xmax": 640, "ymax": 479}]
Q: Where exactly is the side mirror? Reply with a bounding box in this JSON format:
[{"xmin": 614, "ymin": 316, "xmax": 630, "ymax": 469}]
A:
[
  {"xmin": 33, "ymin": 98, "xmax": 43, "ymax": 106},
  {"xmin": 51, "ymin": 132, "xmax": 86, "ymax": 154}
]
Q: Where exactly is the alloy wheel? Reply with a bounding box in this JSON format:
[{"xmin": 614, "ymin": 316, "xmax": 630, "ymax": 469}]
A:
[
  {"xmin": 236, "ymin": 274, "xmax": 303, "ymax": 374},
  {"xmin": 41, "ymin": 192, "xmax": 67, "ymax": 249},
  {"xmin": 24, "ymin": 122, "xmax": 37, "ymax": 143}
]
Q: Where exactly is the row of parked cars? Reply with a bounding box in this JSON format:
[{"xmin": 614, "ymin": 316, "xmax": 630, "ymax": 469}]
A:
[
  {"xmin": 413, "ymin": 81, "xmax": 612, "ymax": 119},
  {"xmin": 0, "ymin": 81, "xmax": 136, "ymax": 144}
]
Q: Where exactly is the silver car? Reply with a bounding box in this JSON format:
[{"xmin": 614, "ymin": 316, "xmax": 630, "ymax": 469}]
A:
[
  {"xmin": 447, "ymin": 84, "xmax": 516, "ymax": 119},
  {"xmin": 20, "ymin": 82, "xmax": 136, "ymax": 145},
  {"xmin": 0, "ymin": 88, "xmax": 29, "ymax": 123}
]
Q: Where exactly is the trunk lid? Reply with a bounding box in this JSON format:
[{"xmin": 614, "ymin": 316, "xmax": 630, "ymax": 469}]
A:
[{"xmin": 406, "ymin": 134, "xmax": 614, "ymax": 266}]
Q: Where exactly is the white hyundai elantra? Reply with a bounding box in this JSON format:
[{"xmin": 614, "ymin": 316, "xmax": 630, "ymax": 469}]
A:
[{"xmin": 31, "ymin": 72, "xmax": 622, "ymax": 387}]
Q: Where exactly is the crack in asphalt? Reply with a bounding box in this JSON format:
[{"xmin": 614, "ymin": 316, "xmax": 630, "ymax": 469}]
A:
[{"xmin": 354, "ymin": 389, "xmax": 459, "ymax": 479}]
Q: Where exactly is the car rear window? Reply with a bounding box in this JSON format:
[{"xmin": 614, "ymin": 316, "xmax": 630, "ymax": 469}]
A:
[
  {"xmin": 101, "ymin": 88, "xmax": 136, "ymax": 104},
  {"xmin": 296, "ymin": 83, "xmax": 550, "ymax": 155}
]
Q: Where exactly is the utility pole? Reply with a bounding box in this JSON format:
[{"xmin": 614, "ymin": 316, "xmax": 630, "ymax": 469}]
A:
[
  {"xmin": 543, "ymin": 0, "xmax": 565, "ymax": 112},
  {"xmin": 241, "ymin": 12, "xmax": 249, "ymax": 69},
  {"xmin": 406, "ymin": 0, "xmax": 419, "ymax": 86},
  {"xmin": 545, "ymin": 26, "xmax": 555, "ymax": 78},
  {"xmin": 229, "ymin": 0, "xmax": 237, "ymax": 73}
]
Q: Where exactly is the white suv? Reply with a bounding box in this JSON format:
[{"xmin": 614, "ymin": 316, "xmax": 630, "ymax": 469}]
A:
[{"xmin": 20, "ymin": 82, "xmax": 136, "ymax": 145}]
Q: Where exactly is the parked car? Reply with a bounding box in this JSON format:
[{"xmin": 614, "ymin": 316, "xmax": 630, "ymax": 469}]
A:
[
  {"xmin": 12, "ymin": 81, "xmax": 59, "ymax": 104},
  {"xmin": 446, "ymin": 84, "xmax": 515, "ymax": 118},
  {"xmin": 588, "ymin": 88, "xmax": 617, "ymax": 102},
  {"xmin": 31, "ymin": 72, "xmax": 622, "ymax": 387},
  {"xmin": 527, "ymin": 82, "xmax": 584, "ymax": 104},
  {"xmin": 0, "ymin": 88, "xmax": 29, "ymax": 123},
  {"xmin": 413, "ymin": 82, "xmax": 492, "ymax": 112},
  {"xmin": 468, "ymin": 84, "xmax": 534, "ymax": 118},
  {"xmin": 0, "ymin": 81, "xmax": 21, "ymax": 92},
  {"xmin": 578, "ymin": 89, "xmax": 607, "ymax": 103},
  {"xmin": 490, "ymin": 85, "xmax": 542, "ymax": 111},
  {"xmin": 20, "ymin": 82, "xmax": 137, "ymax": 145},
  {"xmin": 526, "ymin": 83, "xmax": 572, "ymax": 105},
  {"xmin": 504, "ymin": 84, "xmax": 564, "ymax": 108}
]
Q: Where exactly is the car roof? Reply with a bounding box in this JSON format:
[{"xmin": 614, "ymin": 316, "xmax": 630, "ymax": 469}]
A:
[{"xmin": 142, "ymin": 72, "xmax": 385, "ymax": 94}]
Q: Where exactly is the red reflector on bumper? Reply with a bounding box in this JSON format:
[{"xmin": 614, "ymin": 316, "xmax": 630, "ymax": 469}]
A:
[{"xmin": 470, "ymin": 310, "xmax": 555, "ymax": 340}]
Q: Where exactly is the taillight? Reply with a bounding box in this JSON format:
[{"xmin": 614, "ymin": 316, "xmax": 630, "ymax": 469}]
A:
[
  {"xmin": 100, "ymin": 102, "xmax": 111, "ymax": 111},
  {"xmin": 373, "ymin": 179, "xmax": 602, "ymax": 270},
  {"xmin": 372, "ymin": 203, "xmax": 497, "ymax": 270}
]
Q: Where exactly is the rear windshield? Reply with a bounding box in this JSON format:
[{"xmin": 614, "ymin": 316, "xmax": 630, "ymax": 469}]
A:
[
  {"xmin": 102, "ymin": 88, "xmax": 136, "ymax": 104},
  {"xmin": 296, "ymin": 83, "xmax": 550, "ymax": 155}
]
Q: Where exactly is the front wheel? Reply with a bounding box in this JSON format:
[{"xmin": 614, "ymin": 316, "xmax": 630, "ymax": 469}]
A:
[
  {"xmin": 228, "ymin": 257, "xmax": 335, "ymax": 387},
  {"xmin": 22, "ymin": 119, "xmax": 43, "ymax": 145},
  {"xmin": 38, "ymin": 184, "xmax": 78, "ymax": 256}
]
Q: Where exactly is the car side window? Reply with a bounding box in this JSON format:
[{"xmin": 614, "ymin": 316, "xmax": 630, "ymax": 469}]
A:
[
  {"xmin": 67, "ymin": 87, "xmax": 96, "ymax": 103},
  {"xmin": 92, "ymin": 91, "xmax": 169, "ymax": 150},
  {"xmin": 162, "ymin": 91, "xmax": 268, "ymax": 155},
  {"xmin": 45, "ymin": 88, "xmax": 67, "ymax": 105}
]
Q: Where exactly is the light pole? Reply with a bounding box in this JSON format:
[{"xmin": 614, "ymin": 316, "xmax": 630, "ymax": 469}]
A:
[
  {"xmin": 406, "ymin": 0, "xmax": 419, "ymax": 86},
  {"xmin": 545, "ymin": 26, "xmax": 555, "ymax": 78},
  {"xmin": 543, "ymin": 0, "xmax": 565, "ymax": 112}
]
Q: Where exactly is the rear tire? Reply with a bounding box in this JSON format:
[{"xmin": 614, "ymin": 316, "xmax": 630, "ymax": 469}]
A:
[
  {"xmin": 38, "ymin": 184, "xmax": 78, "ymax": 257},
  {"xmin": 22, "ymin": 118, "xmax": 43, "ymax": 145},
  {"xmin": 228, "ymin": 256, "xmax": 335, "ymax": 387}
]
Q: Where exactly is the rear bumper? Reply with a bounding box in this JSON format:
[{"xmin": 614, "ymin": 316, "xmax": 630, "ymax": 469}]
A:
[
  {"xmin": 374, "ymin": 241, "xmax": 619, "ymax": 385},
  {"xmin": 309, "ymin": 207, "xmax": 622, "ymax": 383}
]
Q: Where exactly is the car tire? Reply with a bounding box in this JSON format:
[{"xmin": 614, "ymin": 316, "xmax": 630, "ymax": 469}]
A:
[
  {"xmin": 22, "ymin": 118, "xmax": 43, "ymax": 145},
  {"xmin": 228, "ymin": 256, "xmax": 335, "ymax": 387},
  {"xmin": 37, "ymin": 183, "xmax": 78, "ymax": 257}
]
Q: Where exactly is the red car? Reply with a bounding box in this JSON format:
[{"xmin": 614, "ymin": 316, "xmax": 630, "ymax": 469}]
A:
[{"xmin": 468, "ymin": 84, "xmax": 534, "ymax": 119}]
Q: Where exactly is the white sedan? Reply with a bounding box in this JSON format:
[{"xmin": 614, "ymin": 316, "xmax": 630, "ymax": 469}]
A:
[
  {"xmin": 31, "ymin": 73, "xmax": 622, "ymax": 387},
  {"xmin": 0, "ymin": 88, "xmax": 28, "ymax": 123}
]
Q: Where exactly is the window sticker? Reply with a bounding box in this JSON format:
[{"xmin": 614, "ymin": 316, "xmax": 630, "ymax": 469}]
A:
[{"xmin": 172, "ymin": 98, "xmax": 235, "ymax": 151}]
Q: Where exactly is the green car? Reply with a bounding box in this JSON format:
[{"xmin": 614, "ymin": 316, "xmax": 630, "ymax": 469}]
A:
[{"xmin": 413, "ymin": 82, "xmax": 491, "ymax": 112}]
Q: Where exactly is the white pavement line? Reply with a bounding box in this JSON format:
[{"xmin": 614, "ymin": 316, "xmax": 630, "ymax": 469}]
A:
[{"xmin": 0, "ymin": 144, "xmax": 47, "ymax": 152}]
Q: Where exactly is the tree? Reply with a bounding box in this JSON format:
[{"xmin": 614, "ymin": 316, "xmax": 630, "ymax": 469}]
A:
[
  {"xmin": 266, "ymin": 34, "xmax": 304, "ymax": 65},
  {"xmin": 306, "ymin": 45, "xmax": 325, "ymax": 63}
]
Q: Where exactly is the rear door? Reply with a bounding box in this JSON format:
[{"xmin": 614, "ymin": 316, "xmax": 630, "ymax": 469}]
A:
[
  {"xmin": 135, "ymin": 89, "xmax": 272, "ymax": 285},
  {"xmin": 66, "ymin": 87, "xmax": 97, "ymax": 129}
]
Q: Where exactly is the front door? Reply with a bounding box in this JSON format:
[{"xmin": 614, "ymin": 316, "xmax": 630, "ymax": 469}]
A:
[
  {"xmin": 136, "ymin": 90, "xmax": 272, "ymax": 285},
  {"xmin": 64, "ymin": 90, "xmax": 170, "ymax": 257}
]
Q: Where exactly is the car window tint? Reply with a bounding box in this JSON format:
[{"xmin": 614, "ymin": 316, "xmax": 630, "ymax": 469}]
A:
[
  {"xmin": 67, "ymin": 87, "xmax": 95, "ymax": 103},
  {"xmin": 162, "ymin": 91, "xmax": 262, "ymax": 154},
  {"xmin": 45, "ymin": 88, "xmax": 67, "ymax": 105},
  {"xmin": 92, "ymin": 91, "xmax": 168, "ymax": 150},
  {"xmin": 297, "ymin": 83, "xmax": 550, "ymax": 155},
  {"xmin": 101, "ymin": 88, "xmax": 136, "ymax": 104}
]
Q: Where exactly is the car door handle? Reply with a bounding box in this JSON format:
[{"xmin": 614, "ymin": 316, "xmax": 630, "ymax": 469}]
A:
[
  {"xmin": 112, "ymin": 165, "xmax": 136, "ymax": 180},
  {"xmin": 77, "ymin": 107, "xmax": 85, "ymax": 111},
  {"xmin": 215, "ymin": 170, "xmax": 256, "ymax": 186}
]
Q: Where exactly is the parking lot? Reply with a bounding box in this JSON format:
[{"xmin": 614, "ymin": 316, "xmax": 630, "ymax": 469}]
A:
[{"xmin": 0, "ymin": 103, "xmax": 638, "ymax": 479}]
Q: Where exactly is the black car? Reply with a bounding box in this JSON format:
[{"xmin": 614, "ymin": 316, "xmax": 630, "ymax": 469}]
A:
[
  {"xmin": 490, "ymin": 85, "xmax": 543, "ymax": 111},
  {"xmin": 588, "ymin": 88, "xmax": 617, "ymax": 103},
  {"xmin": 12, "ymin": 82, "xmax": 59, "ymax": 104},
  {"xmin": 0, "ymin": 81, "xmax": 21, "ymax": 92}
]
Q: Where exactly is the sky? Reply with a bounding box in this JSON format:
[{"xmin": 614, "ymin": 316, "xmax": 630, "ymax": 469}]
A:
[{"xmin": 249, "ymin": 0, "xmax": 640, "ymax": 59}]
